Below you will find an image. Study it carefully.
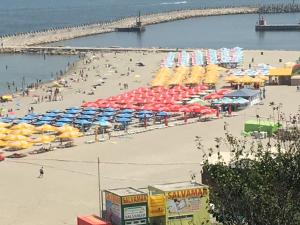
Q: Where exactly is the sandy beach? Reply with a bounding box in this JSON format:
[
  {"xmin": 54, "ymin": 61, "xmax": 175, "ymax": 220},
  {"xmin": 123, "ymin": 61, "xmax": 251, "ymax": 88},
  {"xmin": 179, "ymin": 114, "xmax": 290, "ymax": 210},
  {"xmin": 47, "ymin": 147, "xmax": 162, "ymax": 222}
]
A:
[{"xmin": 0, "ymin": 49, "xmax": 300, "ymax": 225}]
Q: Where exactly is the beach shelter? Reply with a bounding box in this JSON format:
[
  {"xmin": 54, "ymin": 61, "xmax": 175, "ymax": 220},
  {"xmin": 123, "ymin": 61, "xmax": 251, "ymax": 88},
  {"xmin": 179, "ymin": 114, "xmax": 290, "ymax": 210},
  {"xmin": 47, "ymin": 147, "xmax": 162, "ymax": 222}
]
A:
[
  {"xmin": 4, "ymin": 134, "xmax": 29, "ymax": 141},
  {"xmin": 34, "ymin": 121, "xmax": 51, "ymax": 126},
  {"xmin": 39, "ymin": 116, "xmax": 56, "ymax": 121},
  {"xmin": 77, "ymin": 115, "xmax": 94, "ymax": 120},
  {"xmin": 57, "ymin": 118, "xmax": 73, "ymax": 123},
  {"xmin": 81, "ymin": 110, "xmax": 97, "ymax": 115},
  {"xmin": 93, "ymin": 120, "xmax": 112, "ymax": 127},
  {"xmin": 187, "ymin": 98, "xmax": 208, "ymax": 106},
  {"xmin": 11, "ymin": 123, "xmax": 35, "ymax": 130},
  {"xmin": 224, "ymin": 75, "xmax": 239, "ymax": 83},
  {"xmin": 0, "ymin": 127, "xmax": 11, "ymax": 134},
  {"xmin": 32, "ymin": 135, "xmax": 55, "ymax": 144},
  {"xmin": 6, "ymin": 140, "xmax": 33, "ymax": 150},
  {"xmin": 54, "ymin": 122, "xmax": 67, "ymax": 127},
  {"xmin": 116, "ymin": 117, "xmax": 132, "ymax": 123},
  {"xmin": 57, "ymin": 125, "xmax": 79, "ymax": 133},
  {"xmin": 116, "ymin": 114, "xmax": 132, "ymax": 118},
  {"xmin": 58, "ymin": 131, "xmax": 82, "ymax": 140},
  {"xmin": 66, "ymin": 109, "xmax": 82, "ymax": 114},
  {"xmin": 74, "ymin": 120, "xmax": 92, "ymax": 126},
  {"xmin": 10, "ymin": 129, "xmax": 35, "ymax": 136},
  {"xmin": 60, "ymin": 113, "xmax": 77, "ymax": 118},
  {"xmin": 0, "ymin": 140, "xmax": 7, "ymax": 148},
  {"xmin": 35, "ymin": 124, "xmax": 57, "ymax": 133},
  {"xmin": 0, "ymin": 122, "xmax": 10, "ymax": 128}
]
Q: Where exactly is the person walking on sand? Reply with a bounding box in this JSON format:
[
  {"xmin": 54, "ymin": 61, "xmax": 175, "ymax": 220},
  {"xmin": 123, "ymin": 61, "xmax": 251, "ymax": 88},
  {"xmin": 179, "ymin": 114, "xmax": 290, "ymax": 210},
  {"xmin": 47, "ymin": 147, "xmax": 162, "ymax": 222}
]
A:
[{"xmin": 38, "ymin": 166, "xmax": 44, "ymax": 178}]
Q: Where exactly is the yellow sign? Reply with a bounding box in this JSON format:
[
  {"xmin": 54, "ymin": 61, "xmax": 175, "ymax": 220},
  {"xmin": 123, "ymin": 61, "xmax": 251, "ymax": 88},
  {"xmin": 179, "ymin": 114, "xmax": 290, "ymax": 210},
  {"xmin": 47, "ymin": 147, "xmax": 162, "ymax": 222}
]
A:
[
  {"xmin": 167, "ymin": 188, "xmax": 208, "ymax": 200},
  {"xmin": 148, "ymin": 195, "xmax": 166, "ymax": 217},
  {"xmin": 122, "ymin": 194, "xmax": 148, "ymax": 205},
  {"xmin": 105, "ymin": 192, "xmax": 121, "ymax": 205}
]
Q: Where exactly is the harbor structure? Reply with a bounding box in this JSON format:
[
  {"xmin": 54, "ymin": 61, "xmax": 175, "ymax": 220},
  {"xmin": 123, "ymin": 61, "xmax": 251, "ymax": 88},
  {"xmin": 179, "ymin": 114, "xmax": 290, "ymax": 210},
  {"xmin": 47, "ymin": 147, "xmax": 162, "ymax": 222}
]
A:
[{"xmin": 255, "ymin": 15, "xmax": 300, "ymax": 31}]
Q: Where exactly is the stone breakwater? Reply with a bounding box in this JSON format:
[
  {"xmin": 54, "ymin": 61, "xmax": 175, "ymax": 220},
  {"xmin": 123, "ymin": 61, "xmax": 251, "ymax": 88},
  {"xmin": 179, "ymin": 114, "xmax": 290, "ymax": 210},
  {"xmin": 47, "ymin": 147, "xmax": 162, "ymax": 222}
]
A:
[{"xmin": 0, "ymin": 7, "xmax": 258, "ymax": 47}]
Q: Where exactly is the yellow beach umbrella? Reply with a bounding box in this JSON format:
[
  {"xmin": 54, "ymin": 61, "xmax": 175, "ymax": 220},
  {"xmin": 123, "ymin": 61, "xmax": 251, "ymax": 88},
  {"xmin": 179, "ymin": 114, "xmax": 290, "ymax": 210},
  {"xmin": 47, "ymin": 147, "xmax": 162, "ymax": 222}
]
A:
[
  {"xmin": 11, "ymin": 129, "xmax": 34, "ymax": 136},
  {"xmin": 58, "ymin": 131, "xmax": 82, "ymax": 140},
  {"xmin": 252, "ymin": 77, "xmax": 264, "ymax": 83},
  {"xmin": 238, "ymin": 75, "xmax": 254, "ymax": 84},
  {"xmin": 257, "ymin": 75, "xmax": 269, "ymax": 81},
  {"xmin": 0, "ymin": 127, "xmax": 11, "ymax": 134},
  {"xmin": 0, "ymin": 122, "xmax": 11, "ymax": 128},
  {"xmin": 6, "ymin": 141, "xmax": 33, "ymax": 150},
  {"xmin": 0, "ymin": 140, "xmax": 7, "ymax": 148},
  {"xmin": 224, "ymin": 75, "xmax": 239, "ymax": 83},
  {"xmin": 0, "ymin": 133, "xmax": 7, "ymax": 140},
  {"xmin": 57, "ymin": 125, "xmax": 79, "ymax": 133},
  {"xmin": 36, "ymin": 124, "xmax": 57, "ymax": 133},
  {"xmin": 11, "ymin": 123, "xmax": 35, "ymax": 130},
  {"xmin": 4, "ymin": 134, "xmax": 29, "ymax": 141},
  {"xmin": 32, "ymin": 135, "xmax": 55, "ymax": 144}
]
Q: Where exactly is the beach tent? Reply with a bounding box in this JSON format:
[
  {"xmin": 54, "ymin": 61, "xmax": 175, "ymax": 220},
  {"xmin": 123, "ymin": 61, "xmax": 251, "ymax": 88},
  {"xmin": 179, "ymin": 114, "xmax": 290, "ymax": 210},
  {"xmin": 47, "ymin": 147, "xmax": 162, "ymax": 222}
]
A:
[
  {"xmin": 224, "ymin": 88, "xmax": 260, "ymax": 105},
  {"xmin": 244, "ymin": 120, "xmax": 281, "ymax": 135}
]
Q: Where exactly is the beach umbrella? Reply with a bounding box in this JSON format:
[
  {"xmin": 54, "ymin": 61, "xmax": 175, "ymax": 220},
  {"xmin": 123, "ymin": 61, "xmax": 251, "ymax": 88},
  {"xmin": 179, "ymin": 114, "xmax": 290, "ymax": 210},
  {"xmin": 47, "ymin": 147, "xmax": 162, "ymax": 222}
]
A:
[
  {"xmin": 97, "ymin": 116, "xmax": 111, "ymax": 121},
  {"xmin": 116, "ymin": 117, "xmax": 131, "ymax": 123},
  {"xmin": 34, "ymin": 121, "xmax": 51, "ymax": 126},
  {"xmin": 81, "ymin": 110, "xmax": 97, "ymax": 115},
  {"xmin": 0, "ymin": 127, "xmax": 11, "ymax": 134},
  {"xmin": 65, "ymin": 109, "xmax": 81, "ymax": 114},
  {"xmin": 0, "ymin": 133, "xmax": 7, "ymax": 140},
  {"xmin": 66, "ymin": 107, "xmax": 81, "ymax": 110},
  {"xmin": 103, "ymin": 107, "xmax": 116, "ymax": 112},
  {"xmin": 138, "ymin": 110, "xmax": 153, "ymax": 114},
  {"xmin": 11, "ymin": 123, "xmax": 35, "ymax": 130},
  {"xmin": 35, "ymin": 124, "xmax": 57, "ymax": 133},
  {"xmin": 83, "ymin": 107, "xmax": 98, "ymax": 111},
  {"xmin": 22, "ymin": 115, "xmax": 37, "ymax": 120},
  {"xmin": 57, "ymin": 125, "xmax": 79, "ymax": 133},
  {"xmin": 157, "ymin": 111, "xmax": 171, "ymax": 117},
  {"xmin": 4, "ymin": 134, "xmax": 29, "ymax": 141},
  {"xmin": 6, "ymin": 116, "xmax": 17, "ymax": 120},
  {"xmin": 0, "ymin": 118, "xmax": 14, "ymax": 123},
  {"xmin": 47, "ymin": 109, "xmax": 63, "ymax": 113},
  {"xmin": 102, "ymin": 111, "xmax": 116, "ymax": 117},
  {"xmin": 187, "ymin": 98, "xmax": 208, "ymax": 106},
  {"xmin": 11, "ymin": 129, "xmax": 35, "ymax": 136},
  {"xmin": 74, "ymin": 120, "xmax": 92, "ymax": 126},
  {"xmin": 138, "ymin": 114, "xmax": 152, "ymax": 119},
  {"xmin": 43, "ymin": 112, "xmax": 59, "ymax": 117},
  {"xmin": 93, "ymin": 120, "xmax": 112, "ymax": 127},
  {"xmin": 121, "ymin": 109, "xmax": 135, "ymax": 113},
  {"xmin": 58, "ymin": 131, "xmax": 82, "ymax": 140},
  {"xmin": 82, "ymin": 102, "xmax": 98, "ymax": 108},
  {"xmin": 77, "ymin": 115, "xmax": 94, "ymax": 120},
  {"xmin": 31, "ymin": 135, "xmax": 55, "ymax": 144},
  {"xmin": 116, "ymin": 114, "xmax": 132, "ymax": 118},
  {"xmin": 6, "ymin": 140, "xmax": 33, "ymax": 149},
  {"xmin": 39, "ymin": 116, "xmax": 55, "ymax": 121},
  {"xmin": 57, "ymin": 118, "xmax": 73, "ymax": 123},
  {"xmin": 54, "ymin": 122, "xmax": 67, "ymax": 127},
  {"xmin": 60, "ymin": 113, "xmax": 77, "ymax": 118},
  {"xmin": 0, "ymin": 140, "xmax": 7, "ymax": 148},
  {"xmin": 0, "ymin": 122, "xmax": 11, "ymax": 128}
]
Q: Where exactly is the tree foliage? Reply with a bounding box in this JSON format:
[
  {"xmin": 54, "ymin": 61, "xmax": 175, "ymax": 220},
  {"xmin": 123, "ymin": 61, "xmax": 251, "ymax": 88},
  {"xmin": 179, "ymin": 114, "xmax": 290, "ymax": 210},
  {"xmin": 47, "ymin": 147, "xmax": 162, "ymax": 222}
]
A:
[{"xmin": 196, "ymin": 125, "xmax": 300, "ymax": 225}]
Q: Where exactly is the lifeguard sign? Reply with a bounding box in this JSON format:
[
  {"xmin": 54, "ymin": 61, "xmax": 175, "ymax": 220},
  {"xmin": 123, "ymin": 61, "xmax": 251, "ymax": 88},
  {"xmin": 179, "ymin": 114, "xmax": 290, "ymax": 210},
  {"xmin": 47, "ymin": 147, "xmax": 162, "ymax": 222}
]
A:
[
  {"xmin": 104, "ymin": 188, "xmax": 148, "ymax": 225},
  {"xmin": 148, "ymin": 181, "xmax": 210, "ymax": 225}
]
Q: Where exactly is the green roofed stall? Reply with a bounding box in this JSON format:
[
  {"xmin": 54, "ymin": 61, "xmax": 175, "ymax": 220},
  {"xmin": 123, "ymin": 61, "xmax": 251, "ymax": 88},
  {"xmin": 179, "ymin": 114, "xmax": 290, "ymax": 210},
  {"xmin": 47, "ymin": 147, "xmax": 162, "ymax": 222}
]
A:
[{"xmin": 244, "ymin": 120, "xmax": 281, "ymax": 135}]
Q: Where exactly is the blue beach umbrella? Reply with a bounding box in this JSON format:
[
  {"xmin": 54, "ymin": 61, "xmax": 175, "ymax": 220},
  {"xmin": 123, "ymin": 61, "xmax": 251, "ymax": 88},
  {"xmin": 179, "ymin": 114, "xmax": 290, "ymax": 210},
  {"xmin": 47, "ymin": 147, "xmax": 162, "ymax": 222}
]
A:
[
  {"xmin": 74, "ymin": 120, "xmax": 92, "ymax": 126},
  {"xmin": 93, "ymin": 120, "xmax": 112, "ymax": 127},
  {"xmin": 138, "ymin": 114, "xmax": 152, "ymax": 119},
  {"xmin": 60, "ymin": 113, "xmax": 77, "ymax": 118},
  {"xmin": 122, "ymin": 109, "xmax": 135, "ymax": 113},
  {"xmin": 157, "ymin": 111, "xmax": 171, "ymax": 117},
  {"xmin": 83, "ymin": 107, "xmax": 98, "ymax": 111},
  {"xmin": 102, "ymin": 111, "xmax": 116, "ymax": 117},
  {"xmin": 14, "ymin": 119, "xmax": 32, "ymax": 124},
  {"xmin": 54, "ymin": 122, "xmax": 67, "ymax": 127},
  {"xmin": 78, "ymin": 115, "xmax": 94, "ymax": 120},
  {"xmin": 138, "ymin": 110, "xmax": 153, "ymax": 114},
  {"xmin": 103, "ymin": 107, "xmax": 116, "ymax": 112},
  {"xmin": 0, "ymin": 118, "xmax": 13, "ymax": 123},
  {"xmin": 44, "ymin": 112, "xmax": 59, "ymax": 117},
  {"xmin": 116, "ymin": 114, "xmax": 132, "ymax": 118},
  {"xmin": 6, "ymin": 116, "xmax": 17, "ymax": 120},
  {"xmin": 22, "ymin": 115, "xmax": 37, "ymax": 120},
  {"xmin": 57, "ymin": 118, "xmax": 73, "ymax": 123},
  {"xmin": 116, "ymin": 117, "xmax": 131, "ymax": 123},
  {"xmin": 34, "ymin": 121, "xmax": 51, "ymax": 125},
  {"xmin": 66, "ymin": 109, "xmax": 81, "ymax": 114},
  {"xmin": 66, "ymin": 107, "xmax": 81, "ymax": 110},
  {"xmin": 39, "ymin": 116, "xmax": 55, "ymax": 121},
  {"xmin": 47, "ymin": 109, "xmax": 63, "ymax": 113},
  {"xmin": 81, "ymin": 110, "xmax": 97, "ymax": 115}
]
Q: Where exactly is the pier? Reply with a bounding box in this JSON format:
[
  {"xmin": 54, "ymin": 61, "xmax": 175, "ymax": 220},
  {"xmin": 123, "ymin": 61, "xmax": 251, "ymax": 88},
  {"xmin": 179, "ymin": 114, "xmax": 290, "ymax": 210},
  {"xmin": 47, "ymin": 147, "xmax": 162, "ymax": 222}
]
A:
[{"xmin": 255, "ymin": 15, "xmax": 300, "ymax": 31}]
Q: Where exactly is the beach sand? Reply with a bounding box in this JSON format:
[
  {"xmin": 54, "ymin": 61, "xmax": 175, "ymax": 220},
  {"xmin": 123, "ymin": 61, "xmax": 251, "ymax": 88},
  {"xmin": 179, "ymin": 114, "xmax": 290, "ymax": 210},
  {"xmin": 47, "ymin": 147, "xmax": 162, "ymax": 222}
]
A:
[{"xmin": 0, "ymin": 50, "xmax": 299, "ymax": 225}]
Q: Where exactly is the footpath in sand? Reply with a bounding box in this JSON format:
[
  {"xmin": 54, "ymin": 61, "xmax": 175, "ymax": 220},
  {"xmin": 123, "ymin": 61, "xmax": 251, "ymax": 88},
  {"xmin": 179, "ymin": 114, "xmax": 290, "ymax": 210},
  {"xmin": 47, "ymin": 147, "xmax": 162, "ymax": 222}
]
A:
[{"xmin": 0, "ymin": 50, "xmax": 300, "ymax": 225}]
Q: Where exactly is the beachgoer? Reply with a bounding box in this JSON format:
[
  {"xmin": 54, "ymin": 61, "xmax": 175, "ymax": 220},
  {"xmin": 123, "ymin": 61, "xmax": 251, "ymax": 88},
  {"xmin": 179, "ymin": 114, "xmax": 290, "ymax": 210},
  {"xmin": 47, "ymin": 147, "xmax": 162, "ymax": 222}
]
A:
[
  {"xmin": 262, "ymin": 87, "xmax": 266, "ymax": 99},
  {"xmin": 38, "ymin": 166, "xmax": 44, "ymax": 178}
]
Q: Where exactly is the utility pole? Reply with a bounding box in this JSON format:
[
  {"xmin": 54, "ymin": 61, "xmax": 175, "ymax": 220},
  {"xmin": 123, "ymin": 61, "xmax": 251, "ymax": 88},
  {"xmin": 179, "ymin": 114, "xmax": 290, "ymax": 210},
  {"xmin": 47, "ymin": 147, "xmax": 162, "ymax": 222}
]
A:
[{"xmin": 97, "ymin": 157, "xmax": 102, "ymax": 217}]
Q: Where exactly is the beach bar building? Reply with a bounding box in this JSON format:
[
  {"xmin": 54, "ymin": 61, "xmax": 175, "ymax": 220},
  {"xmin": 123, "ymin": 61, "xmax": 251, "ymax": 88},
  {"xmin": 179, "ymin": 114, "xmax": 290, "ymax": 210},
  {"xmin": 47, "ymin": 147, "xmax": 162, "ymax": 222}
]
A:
[
  {"xmin": 148, "ymin": 181, "xmax": 210, "ymax": 225},
  {"xmin": 269, "ymin": 67, "xmax": 293, "ymax": 85},
  {"xmin": 224, "ymin": 88, "xmax": 260, "ymax": 106},
  {"xmin": 104, "ymin": 188, "xmax": 148, "ymax": 225}
]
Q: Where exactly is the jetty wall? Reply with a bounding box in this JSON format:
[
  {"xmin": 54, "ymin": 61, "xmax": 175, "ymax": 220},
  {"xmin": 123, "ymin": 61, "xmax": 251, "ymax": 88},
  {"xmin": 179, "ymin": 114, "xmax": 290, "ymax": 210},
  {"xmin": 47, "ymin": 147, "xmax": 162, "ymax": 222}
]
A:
[
  {"xmin": 0, "ymin": 7, "xmax": 258, "ymax": 47},
  {"xmin": 0, "ymin": 4, "xmax": 299, "ymax": 48}
]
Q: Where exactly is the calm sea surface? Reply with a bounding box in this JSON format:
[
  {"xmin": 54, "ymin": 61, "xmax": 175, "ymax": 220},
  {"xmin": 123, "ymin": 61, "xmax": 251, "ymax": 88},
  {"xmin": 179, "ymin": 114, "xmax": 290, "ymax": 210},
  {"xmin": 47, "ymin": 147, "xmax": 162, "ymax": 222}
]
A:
[
  {"xmin": 0, "ymin": 0, "xmax": 297, "ymax": 35},
  {"xmin": 50, "ymin": 13, "xmax": 300, "ymax": 50},
  {"xmin": 0, "ymin": 54, "xmax": 78, "ymax": 94}
]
